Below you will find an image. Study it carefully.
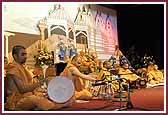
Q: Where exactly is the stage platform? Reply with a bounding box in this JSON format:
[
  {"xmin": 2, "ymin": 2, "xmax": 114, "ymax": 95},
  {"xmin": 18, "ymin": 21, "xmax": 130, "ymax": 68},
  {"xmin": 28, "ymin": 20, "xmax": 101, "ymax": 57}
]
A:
[{"xmin": 57, "ymin": 86, "xmax": 164, "ymax": 111}]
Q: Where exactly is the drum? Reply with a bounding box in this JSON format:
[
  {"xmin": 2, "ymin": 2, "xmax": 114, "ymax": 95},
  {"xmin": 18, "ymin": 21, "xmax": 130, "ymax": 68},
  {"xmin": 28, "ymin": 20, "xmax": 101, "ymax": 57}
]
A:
[{"xmin": 47, "ymin": 76, "xmax": 74, "ymax": 103}]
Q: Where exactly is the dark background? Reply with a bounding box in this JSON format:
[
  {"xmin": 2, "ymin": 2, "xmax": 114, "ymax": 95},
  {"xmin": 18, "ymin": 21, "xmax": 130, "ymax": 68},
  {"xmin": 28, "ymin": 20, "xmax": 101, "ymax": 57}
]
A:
[{"xmin": 100, "ymin": 4, "xmax": 164, "ymax": 69}]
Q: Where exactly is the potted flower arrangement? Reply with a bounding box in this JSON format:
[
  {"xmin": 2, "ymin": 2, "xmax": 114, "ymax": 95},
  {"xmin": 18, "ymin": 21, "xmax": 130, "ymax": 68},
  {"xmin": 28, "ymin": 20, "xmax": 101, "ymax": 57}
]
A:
[{"xmin": 33, "ymin": 47, "xmax": 54, "ymax": 79}]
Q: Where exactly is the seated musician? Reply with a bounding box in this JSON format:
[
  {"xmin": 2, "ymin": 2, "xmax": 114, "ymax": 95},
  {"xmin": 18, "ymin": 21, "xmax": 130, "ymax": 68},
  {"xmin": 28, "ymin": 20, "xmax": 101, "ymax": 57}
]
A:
[
  {"xmin": 153, "ymin": 65, "xmax": 164, "ymax": 83},
  {"xmin": 147, "ymin": 64, "xmax": 164, "ymax": 84},
  {"xmin": 60, "ymin": 54, "xmax": 97, "ymax": 100},
  {"xmin": 78, "ymin": 49, "xmax": 101, "ymax": 73},
  {"xmin": 118, "ymin": 62, "xmax": 140, "ymax": 82},
  {"xmin": 5, "ymin": 45, "xmax": 74, "ymax": 111},
  {"xmin": 98, "ymin": 60, "xmax": 119, "ymax": 92},
  {"xmin": 88, "ymin": 48, "xmax": 102, "ymax": 73}
]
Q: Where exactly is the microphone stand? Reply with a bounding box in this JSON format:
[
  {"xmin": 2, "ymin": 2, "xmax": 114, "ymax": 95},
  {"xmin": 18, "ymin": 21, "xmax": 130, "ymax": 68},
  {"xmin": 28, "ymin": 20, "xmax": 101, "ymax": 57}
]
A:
[
  {"xmin": 114, "ymin": 80, "xmax": 134, "ymax": 111},
  {"xmin": 113, "ymin": 75, "xmax": 127, "ymax": 110},
  {"xmin": 126, "ymin": 80, "xmax": 133, "ymax": 109}
]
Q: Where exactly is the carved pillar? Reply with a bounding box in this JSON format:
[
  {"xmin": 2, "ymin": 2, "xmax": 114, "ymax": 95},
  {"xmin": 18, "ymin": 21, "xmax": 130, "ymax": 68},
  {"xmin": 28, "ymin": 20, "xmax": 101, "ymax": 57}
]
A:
[
  {"xmin": 4, "ymin": 31, "xmax": 15, "ymax": 58},
  {"xmin": 38, "ymin": 19, "xmax": 47, "ymax": 49}
]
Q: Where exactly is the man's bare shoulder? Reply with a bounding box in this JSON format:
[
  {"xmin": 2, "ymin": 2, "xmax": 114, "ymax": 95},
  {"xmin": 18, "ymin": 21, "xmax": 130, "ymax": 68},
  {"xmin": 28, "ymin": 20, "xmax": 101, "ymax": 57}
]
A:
[{"xmin": 68, "ymin": 66, "xmax": 78, "ymax": 71}]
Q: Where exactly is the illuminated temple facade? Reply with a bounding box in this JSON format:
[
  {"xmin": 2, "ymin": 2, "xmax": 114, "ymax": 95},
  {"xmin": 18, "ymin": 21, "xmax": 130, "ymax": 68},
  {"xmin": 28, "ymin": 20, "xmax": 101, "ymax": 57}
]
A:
[{"xmin": 4, "ymin": 3, "xmax": 118, "ymax": 68}]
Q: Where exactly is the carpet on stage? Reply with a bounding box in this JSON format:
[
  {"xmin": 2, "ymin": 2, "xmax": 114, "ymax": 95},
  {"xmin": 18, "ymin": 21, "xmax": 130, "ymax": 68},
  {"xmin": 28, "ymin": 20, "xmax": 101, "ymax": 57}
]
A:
[{"xmin": 58, "ymin": 86, "xmax": 164, "ymax": 111}]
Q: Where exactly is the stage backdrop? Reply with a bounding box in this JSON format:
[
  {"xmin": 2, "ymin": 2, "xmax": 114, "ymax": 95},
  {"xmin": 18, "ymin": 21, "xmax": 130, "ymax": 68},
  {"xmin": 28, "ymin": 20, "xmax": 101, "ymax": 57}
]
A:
[{"xmin": 4, "ymin": 2, "xmax": 118, "ymax": 60}]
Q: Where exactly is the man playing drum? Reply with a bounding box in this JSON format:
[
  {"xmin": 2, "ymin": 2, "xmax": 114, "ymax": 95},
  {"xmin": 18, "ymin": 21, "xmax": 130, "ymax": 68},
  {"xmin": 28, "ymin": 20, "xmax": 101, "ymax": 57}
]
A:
[
  {"xmin": 5, "ymin": 45, "xmax": 74, "ymax": 111},
  {"xmin": 60, "ymin": 54, "xmax": 97, "ymax": 100}
]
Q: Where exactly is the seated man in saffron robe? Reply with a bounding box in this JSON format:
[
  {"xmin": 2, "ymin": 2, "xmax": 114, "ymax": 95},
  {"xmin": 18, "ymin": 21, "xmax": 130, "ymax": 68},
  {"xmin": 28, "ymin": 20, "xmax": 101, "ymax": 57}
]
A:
[
  {"xmin": 5, "ymin": 45, "xmax": 74, "ymax": 111},
  {"xmin": 98, "ymin": 60, "xmax": 119, "ymax": 92},
  {"xmin": 118, "ymin": 62, "xmax": 140, "ymax": 82},
  {"xmin": 60, "ymin": 54, "xmax": 97, "ymax": 100},
  {"xmin": 147, "ymin": 64, "xmax": 164, "ymax": 84}
]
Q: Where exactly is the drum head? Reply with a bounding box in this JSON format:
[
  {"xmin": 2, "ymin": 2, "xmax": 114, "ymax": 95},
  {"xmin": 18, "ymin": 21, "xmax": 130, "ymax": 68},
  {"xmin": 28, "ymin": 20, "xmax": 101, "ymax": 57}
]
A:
[{"xmin": 47, "ymin": 76, "xmax": 74, "ymax": 103}]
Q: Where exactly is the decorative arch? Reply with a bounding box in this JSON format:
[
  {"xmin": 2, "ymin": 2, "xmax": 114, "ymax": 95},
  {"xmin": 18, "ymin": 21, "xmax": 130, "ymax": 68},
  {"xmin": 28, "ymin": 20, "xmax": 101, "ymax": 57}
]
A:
[{"xmin": 50, "ymin": 25, "xmax": 66, "ymax": 36}]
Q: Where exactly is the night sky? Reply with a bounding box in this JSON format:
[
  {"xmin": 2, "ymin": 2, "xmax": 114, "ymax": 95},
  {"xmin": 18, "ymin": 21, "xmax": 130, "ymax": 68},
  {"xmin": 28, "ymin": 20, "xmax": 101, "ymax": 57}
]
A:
[{"xmin": 114, "ymin": 4, "xmax": 164, "ymax": 69}]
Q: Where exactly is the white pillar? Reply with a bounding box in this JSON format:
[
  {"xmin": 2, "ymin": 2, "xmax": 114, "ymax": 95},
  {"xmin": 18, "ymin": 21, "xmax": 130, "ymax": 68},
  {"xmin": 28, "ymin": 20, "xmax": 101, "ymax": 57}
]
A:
[
  {"xmin": 39, "ymin": 27, "xmax": 46, "ymax": 41},
  {"xmin": 38, "ymin": 20, "xmax": 47, "ymax": 49},
  {"xmin": 4, "ymin": 32, "xmax": 15, "ymax": 58},
  {"xmin": 5, "ymin": 36, "xmax": 8, "ymax": 58}
]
